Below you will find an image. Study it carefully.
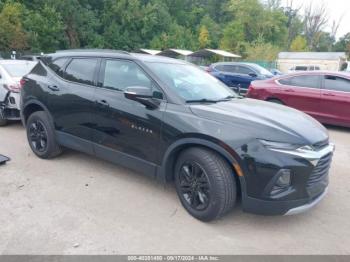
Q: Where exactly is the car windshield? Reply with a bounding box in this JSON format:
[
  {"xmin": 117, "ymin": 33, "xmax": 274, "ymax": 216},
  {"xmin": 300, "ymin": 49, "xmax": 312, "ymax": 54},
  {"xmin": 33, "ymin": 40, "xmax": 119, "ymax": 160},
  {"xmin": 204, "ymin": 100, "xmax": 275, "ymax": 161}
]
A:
[
  {"xmin": 146, "ymin": 62, "xmax": 237, "ymax": 102},
  {"xmin": 250, "ymin": 64, "xmax": 273, "ymax": 76},
  {"xmin": 2, "ymin": 63, "xmax": 36, "ymax": 77}
]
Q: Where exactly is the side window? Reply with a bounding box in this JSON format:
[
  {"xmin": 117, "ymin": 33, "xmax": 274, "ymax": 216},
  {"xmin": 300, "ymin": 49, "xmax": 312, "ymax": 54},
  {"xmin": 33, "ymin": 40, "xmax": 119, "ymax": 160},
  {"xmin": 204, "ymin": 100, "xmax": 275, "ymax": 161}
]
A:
[
  {"xmin": 214, "ymin": 65, "xmax": 225, "ymax": 72},
  {"xmin": 279, "ymin": 75, "xmax": 320, "ymax": 89},
  {"xmin": 49, "ymin": 58, "xmax": 69, "ymax": 77},
  {"xmin": 102, "ymin": 60, "xmax": 153, "ymax": 91},
  {"xmin": 64, "ymin": 58, "xmax": 98, "ymax": 85},
  {"xmin": 223, "ymin": 65, "xmax": 237, "ymax": 73},
  {"xmin": 324, "ymin": 76, "xmax": 350, "ymax": 92},
  {"xmin": 237, "ymin": 66, "xmax": 254, "ymax": 75}
]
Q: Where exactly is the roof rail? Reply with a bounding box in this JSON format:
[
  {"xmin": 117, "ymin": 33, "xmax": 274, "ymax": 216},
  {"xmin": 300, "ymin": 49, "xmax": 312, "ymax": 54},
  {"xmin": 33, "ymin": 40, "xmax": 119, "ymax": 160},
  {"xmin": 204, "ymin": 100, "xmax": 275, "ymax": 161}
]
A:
[{"xmin": 56, "ymin": 49, "xmax": 130, "ymax": 55}]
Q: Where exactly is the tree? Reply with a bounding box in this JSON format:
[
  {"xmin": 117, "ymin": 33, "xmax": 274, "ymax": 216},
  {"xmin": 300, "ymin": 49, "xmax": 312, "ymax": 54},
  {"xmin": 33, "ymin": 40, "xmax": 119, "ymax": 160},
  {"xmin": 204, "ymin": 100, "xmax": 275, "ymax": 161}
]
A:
[
  {"xmin": 220, "ymin": 21, "xmax": 245, "ymax": 52},
  {"xmin": 245, "ymin": 37, "xmax": 280, "ymax": 61},
  {"xmin": 24, "ymin": 5, "xmax": 65, "ymax": 52},
  {"xmin": 303, "ymin": 2, "xmax": 328, "ymax": 50},
  {"xmin": 315, "ymin": 32, "xmax": 335, "ymax": 52},
  {"xmin": 290, "ymin": 35, "xmax": 308, "ymax": 51},
  {"xmin": 284, "ymin": 0, "xmax": 303, "ymax": 49},
  {"xmin": 0, "ymin": 2, "xmax": 28, "ymax": 51},
  {"xmin": 334, "ymin": 33, "xmax": 350, "ymax": 56},
  {"xmin": 198, "ymin": 25, "xmax": 210, "ymax": 48}
]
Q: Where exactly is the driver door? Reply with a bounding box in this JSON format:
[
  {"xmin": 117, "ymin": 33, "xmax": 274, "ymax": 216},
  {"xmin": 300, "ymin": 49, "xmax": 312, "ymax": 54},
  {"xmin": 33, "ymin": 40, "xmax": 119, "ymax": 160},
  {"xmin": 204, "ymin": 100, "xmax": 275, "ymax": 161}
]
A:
[{"xmin": 91, "ymin": 59, "xmax": 166, "ymax": 177}]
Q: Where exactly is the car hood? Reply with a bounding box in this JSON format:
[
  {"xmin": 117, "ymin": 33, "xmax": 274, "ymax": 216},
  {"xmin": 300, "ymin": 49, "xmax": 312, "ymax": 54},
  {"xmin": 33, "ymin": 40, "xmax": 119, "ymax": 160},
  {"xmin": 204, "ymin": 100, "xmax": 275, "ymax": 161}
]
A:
[{"xmin": 189, "ymin": 98, "xmax": 328, "ymax": 146}]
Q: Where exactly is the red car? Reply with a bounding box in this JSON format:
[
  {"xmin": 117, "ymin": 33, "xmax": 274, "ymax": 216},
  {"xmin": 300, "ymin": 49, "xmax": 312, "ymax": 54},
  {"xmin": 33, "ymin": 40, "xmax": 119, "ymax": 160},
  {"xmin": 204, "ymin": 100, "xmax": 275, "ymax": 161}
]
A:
[{"xmin": 247, "ymin": 71, "xmax": 350, "ymax": 127}]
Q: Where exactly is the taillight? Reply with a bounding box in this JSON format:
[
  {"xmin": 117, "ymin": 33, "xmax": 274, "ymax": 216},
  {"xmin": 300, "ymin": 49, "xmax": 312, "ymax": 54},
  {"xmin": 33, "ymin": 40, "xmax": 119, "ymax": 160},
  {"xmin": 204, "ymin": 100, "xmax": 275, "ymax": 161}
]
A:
[
  {"xmin": 248, "ymin": 84, "xmax": 253, "ymax": 93},
  {"xmin": 20, "ymin": 78, "xmax": 27, "ymax": 88}
]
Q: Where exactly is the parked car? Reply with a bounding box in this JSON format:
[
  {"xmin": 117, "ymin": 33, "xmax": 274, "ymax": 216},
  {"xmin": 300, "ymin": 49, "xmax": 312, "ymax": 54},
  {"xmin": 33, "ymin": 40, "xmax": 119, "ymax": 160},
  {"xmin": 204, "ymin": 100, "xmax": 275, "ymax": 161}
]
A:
[
  {"xmin": 18, "ymin": 55, "xmax": 41, "ymax": 61},
  {"xmin": 288, "ymin": 65, "xmax": 320, "ymax": 73},
  {"xmin": 247, "ymin": 71, "xmax": 350, "ymax": 128},
  {"xmin": 21, "ymin": 50, "xmax": 333, "ymax": 221},
  {"xmin": 0, "ymin": 60, "xmax": 37, "ymax": 126},
  {"xmin": 208, "ymin": 62, "xmax": 274, "ymax": 95}
]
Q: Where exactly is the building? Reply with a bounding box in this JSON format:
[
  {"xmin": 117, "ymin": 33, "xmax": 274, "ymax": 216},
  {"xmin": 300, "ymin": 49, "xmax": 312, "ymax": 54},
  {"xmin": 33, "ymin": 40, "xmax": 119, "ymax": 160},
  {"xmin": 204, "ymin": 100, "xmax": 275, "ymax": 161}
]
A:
[
  {"xmin": 277, "ymin": 52, "xmax": 348, "ymax": 73},
  {"xmin": 189, "ymin": 49, "xmax": 241, "ymax": 65},
  {"xmin": 158, "ymin": 49, "xmax": 193, "ymax": 61}
]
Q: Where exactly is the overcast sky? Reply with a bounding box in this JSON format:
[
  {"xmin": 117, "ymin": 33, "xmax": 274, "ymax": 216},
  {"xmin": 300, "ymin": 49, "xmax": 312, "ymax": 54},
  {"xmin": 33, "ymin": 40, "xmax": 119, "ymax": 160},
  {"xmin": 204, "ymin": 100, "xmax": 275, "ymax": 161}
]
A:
[{"xmin": 281, "ymin": 0, "xmax": 350, "ymax": 38}]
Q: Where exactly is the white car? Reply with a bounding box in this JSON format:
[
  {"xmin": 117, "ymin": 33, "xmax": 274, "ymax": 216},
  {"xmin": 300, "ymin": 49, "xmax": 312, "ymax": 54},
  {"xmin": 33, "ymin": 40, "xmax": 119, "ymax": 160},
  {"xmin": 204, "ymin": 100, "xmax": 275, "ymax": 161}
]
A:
[
  {"xmin": 288, "ymin": 65, "xmax": 320, "ymax": 73},
  {"xmin": 0, "ymin": 60, "xmax": 37, "ymax": 126}
]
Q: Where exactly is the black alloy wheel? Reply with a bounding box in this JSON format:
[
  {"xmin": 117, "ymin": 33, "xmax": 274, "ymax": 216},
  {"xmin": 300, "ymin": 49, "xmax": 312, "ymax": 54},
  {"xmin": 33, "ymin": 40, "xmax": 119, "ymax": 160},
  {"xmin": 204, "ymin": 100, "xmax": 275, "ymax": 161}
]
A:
[
  {"xmin": 29, "ymin": 120, "xmax": 48, "ymax": 152},
  {"xmin": 178, "ymin": 161, "xmax": 211, "ymax": 211},
  {"xmin": 175, "ymin": 147, "xmax": 237, "ymax": 221},
  {"xmin": 26, "ymin": 111, "xmax": 62, "ymax": 159}
]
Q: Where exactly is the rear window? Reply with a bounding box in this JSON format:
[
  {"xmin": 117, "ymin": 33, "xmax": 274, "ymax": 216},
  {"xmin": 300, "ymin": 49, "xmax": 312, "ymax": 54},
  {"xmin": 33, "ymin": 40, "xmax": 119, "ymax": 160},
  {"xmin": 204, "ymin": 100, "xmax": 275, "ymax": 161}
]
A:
[
  {"xmin": 279, "ymin": 75, "xmax": 320, "ymax": 89},
  {"xmin": 2, "ymin": 63, "xmax": 36, "ymax": 77},
  {"xmin": 48, "ymin": 58, "xmax": 69, "ymax": 77},
  {"xmin": 64, "ymin": 58, "xmax": 98, "ymax": 86}
]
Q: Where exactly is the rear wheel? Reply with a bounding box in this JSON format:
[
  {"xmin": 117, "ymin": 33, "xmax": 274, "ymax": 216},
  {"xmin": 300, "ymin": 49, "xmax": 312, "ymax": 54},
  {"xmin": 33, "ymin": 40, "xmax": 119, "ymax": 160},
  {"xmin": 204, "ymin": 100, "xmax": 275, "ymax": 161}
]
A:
[
  {"xmin": 26, "ymin": 111, "xmax": 62, "ymax": 159},
  {"xmin": 174, "ymin": 147, "xmax": 236, "ymax": 222}
]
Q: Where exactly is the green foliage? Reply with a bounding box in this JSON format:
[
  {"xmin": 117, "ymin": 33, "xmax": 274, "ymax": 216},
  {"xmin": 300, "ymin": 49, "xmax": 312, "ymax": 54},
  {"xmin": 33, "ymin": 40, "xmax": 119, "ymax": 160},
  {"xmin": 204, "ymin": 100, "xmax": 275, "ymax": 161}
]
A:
[
  {"xmin": 290, "ymin": 36, "xmax": 308, "ymax": 52},
  {"xmin": 245, "ymin": 37, "xmax": 281, "ymax": 61},
  {"xmin": 24, "ymin": 5, "xmax": 65, "ymax": 52},
  {"xmin": 198, "ymin": 25, "xmax": 210, "ymax": 48},
  {"xmin": 334, "ymin": 33, "xmax": 350, "ymax": 55},
  {"xmin": 0, "ymin": 2, "xmax": 27, "ymax": 51},
  {"xmin": 0, "ymin": 0, "xmax": 346, "ymax": 56}
]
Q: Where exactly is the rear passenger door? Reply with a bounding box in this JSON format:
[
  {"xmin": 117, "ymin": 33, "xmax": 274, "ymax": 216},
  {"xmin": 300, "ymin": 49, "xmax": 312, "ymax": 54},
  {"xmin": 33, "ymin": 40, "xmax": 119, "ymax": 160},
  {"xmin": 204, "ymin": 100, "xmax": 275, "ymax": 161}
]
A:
[
  {"xmin": 91, "ymin": 59, "xmax": 166, "ymax": 176},
  {"xmin": 47, "ymin": 57, "xmax": 99, "ymax": 154},
  {"xmin": 320, "ymin": 75, "xmax": 350, "ymax": 126},
  {"xmin": 278, "ymin": 75, "xmax": 322, "ymax": 119}
]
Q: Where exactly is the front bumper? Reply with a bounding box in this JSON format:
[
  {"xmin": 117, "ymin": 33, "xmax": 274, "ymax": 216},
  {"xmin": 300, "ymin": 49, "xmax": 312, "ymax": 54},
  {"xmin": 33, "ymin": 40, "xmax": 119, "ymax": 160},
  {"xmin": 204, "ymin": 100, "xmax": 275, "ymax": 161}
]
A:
[
  {"xmin": 0, "ymin": 92, "xmax": 21, "ymax": 120},
  {"xmin": 285, "ymin": 187, "xmax": 328, "ymax": 215},
  {"xmin": 239, "ymin": 142, "xmax": 334, "ymax": 216}
]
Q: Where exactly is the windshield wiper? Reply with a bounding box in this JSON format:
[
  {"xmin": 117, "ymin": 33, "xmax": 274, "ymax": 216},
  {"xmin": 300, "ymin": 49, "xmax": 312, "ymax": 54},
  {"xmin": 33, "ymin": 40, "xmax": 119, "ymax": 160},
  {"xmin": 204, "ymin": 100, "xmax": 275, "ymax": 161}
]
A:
[
  {"xmin": 186, "ymin": 99, "xmax": 219, "ymax": 104},
  {"xmin": 216, "ymin": 95, "xmax": 238, "ymax": 101}
]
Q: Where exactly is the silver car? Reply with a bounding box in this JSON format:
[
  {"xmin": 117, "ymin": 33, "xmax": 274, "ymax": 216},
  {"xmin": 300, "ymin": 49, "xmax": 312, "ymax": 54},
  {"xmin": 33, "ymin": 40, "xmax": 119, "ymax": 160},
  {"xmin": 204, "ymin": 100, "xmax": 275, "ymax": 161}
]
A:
[{"xmin": 0, "ymin": 60, "xmax": 37, "ymax": 126}]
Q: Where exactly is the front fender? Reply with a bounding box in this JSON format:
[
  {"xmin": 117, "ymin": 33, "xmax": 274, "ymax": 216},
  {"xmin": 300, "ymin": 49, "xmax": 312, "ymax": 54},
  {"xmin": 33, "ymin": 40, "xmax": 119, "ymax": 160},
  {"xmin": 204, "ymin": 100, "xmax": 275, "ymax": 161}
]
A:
[{"xmin": 158, "ymin": 137, "xmax": 244, "ymax": 183}]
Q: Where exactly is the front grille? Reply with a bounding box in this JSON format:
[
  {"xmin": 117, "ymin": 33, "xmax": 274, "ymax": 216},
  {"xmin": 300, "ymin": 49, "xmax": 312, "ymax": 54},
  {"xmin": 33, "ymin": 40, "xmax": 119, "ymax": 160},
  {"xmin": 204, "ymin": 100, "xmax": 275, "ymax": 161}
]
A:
[{"xmin": 307, "ymin": 152, "xmax": 333, "ymax": 187}]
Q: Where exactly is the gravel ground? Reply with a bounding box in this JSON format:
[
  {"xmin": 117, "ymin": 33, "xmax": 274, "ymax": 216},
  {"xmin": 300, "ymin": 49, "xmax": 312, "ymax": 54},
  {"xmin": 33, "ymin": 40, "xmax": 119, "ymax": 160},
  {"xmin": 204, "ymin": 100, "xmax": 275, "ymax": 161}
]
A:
[{"xmin": 0, "ymin": 122, "xmax": 349, "ymax": 255}]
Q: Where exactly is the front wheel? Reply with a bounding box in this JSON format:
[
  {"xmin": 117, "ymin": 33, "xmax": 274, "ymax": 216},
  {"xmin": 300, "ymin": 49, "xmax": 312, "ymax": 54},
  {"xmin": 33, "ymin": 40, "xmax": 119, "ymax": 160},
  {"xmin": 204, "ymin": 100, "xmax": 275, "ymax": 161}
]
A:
[
  {"xmin": 0, "ymin": 110, "xmax": 7, "ymax": 126},
  {"xmin": 175, "ymin": 147, "xmax": 237, "ymax": 222}
]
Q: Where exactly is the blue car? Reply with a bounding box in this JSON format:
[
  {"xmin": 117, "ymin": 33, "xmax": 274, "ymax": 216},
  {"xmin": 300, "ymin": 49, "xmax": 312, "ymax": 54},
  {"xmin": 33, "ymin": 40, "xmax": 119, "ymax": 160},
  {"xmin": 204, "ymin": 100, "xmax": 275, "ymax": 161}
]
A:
[{"xmin": 208, "ymin": 62, "xmax": 274, "ymax": 95}]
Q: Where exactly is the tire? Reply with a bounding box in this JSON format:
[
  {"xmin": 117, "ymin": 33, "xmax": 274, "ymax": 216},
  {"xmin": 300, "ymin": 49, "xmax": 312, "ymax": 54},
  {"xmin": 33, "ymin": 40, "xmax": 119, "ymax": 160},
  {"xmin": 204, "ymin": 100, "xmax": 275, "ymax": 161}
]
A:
[
  {"xmin": 0, "ymin": 116, "xmax": 7, "ymax": 126},
  {"xmin": 267, "ymin": 98, "xmax": 284, "ymax": 105},
  {"xmin": 174, "ymin": 147, "xmax": 237, "ymax": 222},
  {"xmin": 26, "ymin": 111, "xmax": 62, "ymax": 159}
]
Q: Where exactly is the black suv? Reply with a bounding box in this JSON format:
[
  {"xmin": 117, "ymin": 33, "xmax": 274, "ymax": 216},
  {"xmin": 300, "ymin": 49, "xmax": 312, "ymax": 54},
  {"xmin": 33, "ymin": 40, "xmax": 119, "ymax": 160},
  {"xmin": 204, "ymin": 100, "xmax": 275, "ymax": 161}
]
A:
[{"xmin": 21, "ymin": 50, "xmax": 334, "ymax": 221}]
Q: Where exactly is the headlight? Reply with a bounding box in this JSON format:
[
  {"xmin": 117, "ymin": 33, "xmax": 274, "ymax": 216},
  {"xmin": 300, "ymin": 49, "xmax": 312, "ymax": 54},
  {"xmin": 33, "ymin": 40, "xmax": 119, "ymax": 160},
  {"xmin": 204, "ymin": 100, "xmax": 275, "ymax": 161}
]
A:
[{"xmin": 259, "ymin": 139, "xmax": 314, "ymax": 152}]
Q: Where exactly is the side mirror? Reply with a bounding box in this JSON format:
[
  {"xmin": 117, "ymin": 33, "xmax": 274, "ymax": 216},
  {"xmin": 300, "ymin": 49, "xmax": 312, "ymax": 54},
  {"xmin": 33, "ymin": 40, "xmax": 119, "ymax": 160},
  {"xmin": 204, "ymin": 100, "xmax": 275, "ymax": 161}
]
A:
[{"xmin": 124, "ymin": 86, "xmax": 160, "ymax": 109}]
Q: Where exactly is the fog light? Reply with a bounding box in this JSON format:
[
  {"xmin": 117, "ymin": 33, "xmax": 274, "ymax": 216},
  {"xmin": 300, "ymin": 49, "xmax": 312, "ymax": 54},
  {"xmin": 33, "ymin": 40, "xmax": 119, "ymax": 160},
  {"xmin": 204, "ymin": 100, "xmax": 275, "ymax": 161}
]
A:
[{"xmin": 276, "ymin": 169, "xmax": 291, "ymax": 187}]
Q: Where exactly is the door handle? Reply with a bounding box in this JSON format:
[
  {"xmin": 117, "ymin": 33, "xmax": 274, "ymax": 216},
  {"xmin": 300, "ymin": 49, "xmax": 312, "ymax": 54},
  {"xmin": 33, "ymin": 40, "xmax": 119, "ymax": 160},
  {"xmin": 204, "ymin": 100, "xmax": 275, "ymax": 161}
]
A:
[
  {"xmin": 285, "ymin": 89, "xmax": 295, "ymax": 92},
  {"xmin": 96, "ymin": 100, "xmax": 109, "ymax": 107},
  {"xmin": 48, "ymin": 85, "xmax": 60, "ymax": 91},
  {"xmin": 323, "ymin": 93, "xmax": 335, "ymax": 97}
]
